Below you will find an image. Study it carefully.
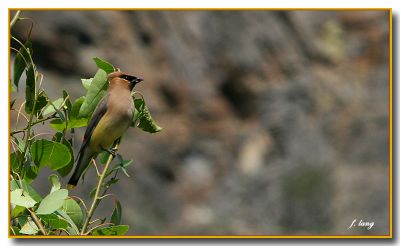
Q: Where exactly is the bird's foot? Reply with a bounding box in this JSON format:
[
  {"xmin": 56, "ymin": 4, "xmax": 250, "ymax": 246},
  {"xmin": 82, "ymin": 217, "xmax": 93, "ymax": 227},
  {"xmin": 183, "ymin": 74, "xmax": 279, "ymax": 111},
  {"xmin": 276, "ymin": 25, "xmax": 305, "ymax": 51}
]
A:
[{"xmin": 101, "ymin": 146, "xmax": 117, "ymax": 158}]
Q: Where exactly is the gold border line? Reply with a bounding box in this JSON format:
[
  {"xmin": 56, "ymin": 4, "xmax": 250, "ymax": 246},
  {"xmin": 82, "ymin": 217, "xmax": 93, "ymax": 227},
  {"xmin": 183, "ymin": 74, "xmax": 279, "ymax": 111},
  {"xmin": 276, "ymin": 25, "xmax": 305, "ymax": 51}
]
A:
[
  {"xmin": 9, "ymin": 7, "xmax": 392, "ymax": 11},
  {"xmin": 389, "ymin": 8, "xmax": 393, "ymax": 239},
  {"xmin": 9, "ymin": 235, "xmax": 393, "ymax": 239},
  {"xmin": 8, "ymin": 9, "xmax": 12, "ymax": 239},
  {"xmin": 8, "ymin": 8, "xmax": 393, "ymax": 239}
]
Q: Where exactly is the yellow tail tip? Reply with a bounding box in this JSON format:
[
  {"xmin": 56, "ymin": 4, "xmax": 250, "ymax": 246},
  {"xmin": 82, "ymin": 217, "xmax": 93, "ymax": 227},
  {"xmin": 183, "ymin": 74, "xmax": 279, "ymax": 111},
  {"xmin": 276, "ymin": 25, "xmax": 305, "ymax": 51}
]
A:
[{"xmin": 67, "ymin": 184, "xmax": 76, "ymax": 190}]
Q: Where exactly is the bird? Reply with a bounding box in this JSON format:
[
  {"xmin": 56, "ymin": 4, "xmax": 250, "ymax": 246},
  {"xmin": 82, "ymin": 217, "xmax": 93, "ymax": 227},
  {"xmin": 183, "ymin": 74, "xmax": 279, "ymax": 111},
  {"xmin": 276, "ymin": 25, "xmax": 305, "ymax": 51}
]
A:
[{"xmin": 67, "ymin": 71, "xmax": 143, "ymax": 189}]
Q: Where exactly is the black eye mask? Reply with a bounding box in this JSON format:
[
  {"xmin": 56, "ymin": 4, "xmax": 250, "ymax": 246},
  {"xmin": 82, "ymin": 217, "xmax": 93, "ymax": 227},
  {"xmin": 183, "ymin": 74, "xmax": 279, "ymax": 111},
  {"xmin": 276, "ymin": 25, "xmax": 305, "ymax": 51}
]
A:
[{"xmin": 120, "ymin": 75, "xmax": 143, "ymax": 84}]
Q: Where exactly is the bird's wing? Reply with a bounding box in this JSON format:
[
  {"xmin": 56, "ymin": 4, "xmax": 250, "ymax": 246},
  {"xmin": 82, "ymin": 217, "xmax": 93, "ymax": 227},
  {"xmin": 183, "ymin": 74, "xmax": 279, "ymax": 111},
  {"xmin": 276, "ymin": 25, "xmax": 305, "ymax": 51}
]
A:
[{"xmin": 76, "ymin": 95, "xmax": 109, "ymax": 160}]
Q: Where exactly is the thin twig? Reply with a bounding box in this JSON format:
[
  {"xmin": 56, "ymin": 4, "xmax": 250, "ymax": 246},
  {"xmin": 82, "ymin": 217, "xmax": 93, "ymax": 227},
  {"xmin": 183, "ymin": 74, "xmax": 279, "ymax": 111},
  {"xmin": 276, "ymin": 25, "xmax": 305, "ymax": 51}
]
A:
[
  {"xmin": 10, "ymin": 226, "xmax": 16, "ymax": 235},
  {"xmin": 12, "ymin": 174, "xmax": 46, "ymax": 235},
  {"xmin": 58, "ymin": 228, "xmax": 71, "ymax": 236},
  {"xmin": 38, "ymin": 73, "xmax": 44, "ymax": 91},
  {"xmin": 10, "ymin": 47, "xmax": 29, "ymax": 68},
  {"xmin": 11, "ymin": 36, "xmax": 35, "ymax": 66},
  {"xmin": 80, "ymin": 142, "xmax": 120, "ymax": 235},
  {"xmin": 13, "ymin": 173, "xmax": 23, "ymax": 188},
  {"xmin": 92, "ymin": 159, "xmax": 100, "ymax": 177},
  {"xmin": 31, "ymin": 132, "xmax": 53, "ymax": 139},
  {"xmin": 10, "ymin": 11, "xmax": 21, "ymax": 29},
  {"xmin": 27, "ymin": 209, "xmax": 46, "ymax": 235},
  {"xmin": 22, "ymin": 104, "xmax": 35, "ymax": 152},
  {"xmin": 21, "ymin": 91, "xmax": 38, "ymax": 174},
  {"xmin": 15, "ymin": 101, "xmax": 27, "ymax": 131},
  {"xmin": 10, "ymin": 138, "xmax": 17, "ymax": 152},
  {"xmin": 69, "ymin": 196, "xmax": 88, "ymax": 212},
  {"xmin": 11, "ymin": 114, "xmax": 57, "ymax": 136},
  {"xmin": 97, "ymin": 193, "xmax": 117, "ymax": 201},
  {"xmin": 16, "ymin": 111, "xmax": 29, "ymax": 123},
  {"xmin": 83, "ymin": 222, "xmax": 114, "ymax": 236},
  {"xmin": 89, "ymin": 218, "xmax": 101, "ymax": 226},
  {"xmin": 10, "ymin": 129, "xmax": 25, "ymax": 136}
]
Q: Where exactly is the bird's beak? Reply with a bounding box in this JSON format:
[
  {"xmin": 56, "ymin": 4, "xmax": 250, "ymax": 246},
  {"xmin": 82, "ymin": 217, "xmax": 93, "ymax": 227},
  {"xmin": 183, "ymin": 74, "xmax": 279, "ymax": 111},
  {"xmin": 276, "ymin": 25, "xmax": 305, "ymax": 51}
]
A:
[{"xmin": 134, "ymin": 77, "xmax": 144, "ymax": 84}]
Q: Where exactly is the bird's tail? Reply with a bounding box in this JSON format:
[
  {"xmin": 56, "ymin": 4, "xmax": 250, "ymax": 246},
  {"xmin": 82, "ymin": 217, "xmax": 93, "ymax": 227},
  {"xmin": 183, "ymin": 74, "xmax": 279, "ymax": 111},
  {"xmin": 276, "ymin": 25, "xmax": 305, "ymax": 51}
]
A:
[{"xmin": 67, "ymin": 148, "xmax": 95, "ymax": 189}]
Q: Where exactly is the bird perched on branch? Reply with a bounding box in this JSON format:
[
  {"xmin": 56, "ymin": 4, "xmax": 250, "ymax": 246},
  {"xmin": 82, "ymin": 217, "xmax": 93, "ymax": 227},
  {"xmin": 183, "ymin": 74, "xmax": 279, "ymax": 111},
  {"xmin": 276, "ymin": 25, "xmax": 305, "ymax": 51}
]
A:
[{"xmin": 68, "ymin": 71, "xmax": 143, "ymax": 188}]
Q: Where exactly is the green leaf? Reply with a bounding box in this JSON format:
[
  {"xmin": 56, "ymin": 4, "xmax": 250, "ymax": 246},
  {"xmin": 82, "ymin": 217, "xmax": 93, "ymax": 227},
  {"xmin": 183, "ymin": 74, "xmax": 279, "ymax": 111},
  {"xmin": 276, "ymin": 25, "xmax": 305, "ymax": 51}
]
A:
[
  {"xmin": 57, "ymin": 155, "xmax": 74, "ymax": 177},
  {"xmin": 10, "ymin": 98, "xmax": 16, "ymax": 109},
  {"xmin": 15, "ymin": 137, "xmax": 26, "ymax": 152},
  {"xmin": 82, "ymin": 78, "xmax": 93, "ymax": 90},
  {"xmin": 79, "ymin": 69, "xmax": 108, "ymax": 118},
  {"xmin": 104, "ymin": 177, "xmax": 119, "ymax": 188},
  {"xmin": 35, "ymin": 92, "xmax": 49, "ymax": 117},
  {"xmin": 36, "ymin": 189, "xmax": 68, "ymax": 215},
  {"xmin": 62, "ymin": 198, "xmax": 83, "ymax": 227},
  {"xmin": 110, "ymin": 200, "xmax": 122, "ymax": 226},
  {"xmin": 38, "ymin": 214, "xmax": 68, "ymax": 230},
  {"xmin": 48, "ymin": 174, "xmax": 61, "ymax": 193},
  {"xmin": 49, "ymin": 118, "xmax": 66, "ymax": 131},
  {"xmin": 89, "ymin": 188, "xmax": 97, "ymax": 200},
  {"xmin": 49, "ymin": 97, "xmax": 88, "ymax": 131},
  {"xmin": 21, "ymin": 180, "xmax": 42, "ymax": 202},
  {"xmin": 30, "ymin": 139, "xmax": 72, "ymax": 170},
  {"xmin": 11, "ymin": 83, "xmax": 16, "ymax": 93},
  {"xmin": 23, "ymin": 161, "xmax": 38, "ymax": 184},
  {"xmin": 63, "ymin": 90, "xmax": 72, "ymax": 112},
  {"xmin": 10, "ymin": 180, "xmax": 19, "ymax": 191},
  {"xmin": 98, "ymin": 151, "xmax": 110, "ymax": 165},
  {"xmin": 131, "ymin": 100, "xmax": 140, "ymax": 127},
  {"xmin": 42, "ymin": 97, "xmax": 64, "ymax": 116},
  {"xmin": 93, "ymin": 57, "xmax": 115, "ymax": 74},
  {"xmin": 51, "ymin": 131, "xmax": 63, "ymax": 142},
  {"xmin": 24, "ymin": 65, "xmax": 36, "ymax": 114},
  {"xmin": 106, "ymin": 159, "xmax": 133, "ymax": 178},
  {"xmin": 16, "ymin": 214, "xmax": 28, "ymax": 227},
  {"xmin": 13, "ymin": 52, "xmax": 25, "ymax": 90},
  {"xmin": 12, "ymin": 179, "xmax": 42, "ymax": 201},
  {"xmin": 10, "ymin": 226, "xmax": 21, "ymax": 235},
  {"xmin": 19, "ymin": 217, "xmax": 39, "ymax": 235},
  {"xmin": 11, "ymin": 189, "xmax": 37, "ymax": 208},
  {"xmin": 13, "ymin": 141, "xmax": 37, "ymax": 184},
  {"xmin": 68, "ymin": 117, "xmax": 88, "ymax": 129},
  {"xmin": 52, "ymin": 133, "xmax": 75, "ymax": 177},
  {"xmin": 13, "ymin": 40, "xmax": 32, "ymax": 89},
  {"xmin": 11, "ymin": 205, "xmax": 26, "ymax": 218},
  {"xmin": 70, "ymin": 97, "xmax": 85, "ymax": 118},
  {"xmin": 10, "ymin": 152, "xmax": 20, "ymax": 173},
  {"xmin": 42, "ymin": 94, "xmax": 66, "ymax": 123},
  {"xmin": 55, "ymin": 210, "xmax": 79, "ymax": 235},
  {"xmin": 134, "ymin": 98, "xmax": 163, "ymax": 133},
  {"xmin": 68, "ymin": 96, "xmax": 88, "ymax": 128},
  {"xmin": 91, "ymin": 225, "xmax": 129, "ymax": 236},
  {"xmin": 121, "ymin": 167, "xmax": 130, "ymax": 177}
]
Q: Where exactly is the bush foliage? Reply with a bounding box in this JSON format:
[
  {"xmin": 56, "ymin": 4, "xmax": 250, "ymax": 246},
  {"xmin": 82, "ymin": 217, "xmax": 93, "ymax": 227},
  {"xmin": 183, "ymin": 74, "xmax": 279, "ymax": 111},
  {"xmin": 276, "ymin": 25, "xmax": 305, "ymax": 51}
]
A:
[{"xmin": 10, "ymin": 12, "xmax": 162, "ymax": 236}]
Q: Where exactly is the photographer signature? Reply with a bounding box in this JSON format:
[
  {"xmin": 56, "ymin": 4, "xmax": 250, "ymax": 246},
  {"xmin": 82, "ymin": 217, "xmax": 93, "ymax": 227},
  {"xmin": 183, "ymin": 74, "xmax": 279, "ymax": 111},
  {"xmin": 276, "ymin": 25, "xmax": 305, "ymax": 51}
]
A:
[{"xmin": 348, "ymin": 219, "xmax": 374, "ymax": 230}]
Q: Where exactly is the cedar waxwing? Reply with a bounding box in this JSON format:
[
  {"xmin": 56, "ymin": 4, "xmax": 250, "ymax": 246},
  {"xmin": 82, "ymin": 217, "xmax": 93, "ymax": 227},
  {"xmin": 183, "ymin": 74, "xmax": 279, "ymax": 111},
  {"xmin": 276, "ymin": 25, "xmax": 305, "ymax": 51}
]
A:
[{"xmin": 67, "ymin": 71, "xmax": 143, "ymax": 188}]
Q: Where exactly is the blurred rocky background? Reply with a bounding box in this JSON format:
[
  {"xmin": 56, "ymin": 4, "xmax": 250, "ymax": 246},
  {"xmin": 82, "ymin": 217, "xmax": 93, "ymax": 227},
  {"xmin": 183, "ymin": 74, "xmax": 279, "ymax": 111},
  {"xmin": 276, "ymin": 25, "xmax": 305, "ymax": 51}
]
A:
[{"xmin": 10, "ymin": 10, "xmax": 390, "ymax": 235}]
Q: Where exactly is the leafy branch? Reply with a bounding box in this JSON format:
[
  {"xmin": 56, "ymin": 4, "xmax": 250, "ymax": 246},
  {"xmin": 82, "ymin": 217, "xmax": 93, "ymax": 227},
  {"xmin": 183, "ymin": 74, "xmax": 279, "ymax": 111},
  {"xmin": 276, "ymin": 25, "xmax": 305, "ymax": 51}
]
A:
[
  {"xmin": 80, "ymin": 142, "xmax": 119, "ymax": 235},
  {"xmin": 10, "ymin": 11, "xmax": 162, "ymax": 237}
]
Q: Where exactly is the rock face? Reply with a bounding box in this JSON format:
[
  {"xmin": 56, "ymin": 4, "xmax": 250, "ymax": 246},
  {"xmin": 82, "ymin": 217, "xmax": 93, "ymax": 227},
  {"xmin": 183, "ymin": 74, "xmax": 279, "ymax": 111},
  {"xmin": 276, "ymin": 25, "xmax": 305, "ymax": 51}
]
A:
[{"xmin": 11, "ymin": 10, "xmax": 390, "ymax": 235}]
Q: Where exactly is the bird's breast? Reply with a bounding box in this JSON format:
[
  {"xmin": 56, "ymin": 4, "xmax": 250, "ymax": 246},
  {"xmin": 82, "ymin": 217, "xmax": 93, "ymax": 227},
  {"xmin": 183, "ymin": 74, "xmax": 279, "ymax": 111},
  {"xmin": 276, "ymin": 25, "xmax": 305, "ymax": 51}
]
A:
[{"xmin": 89, "ymin": 94, "xmax": 133, "ymax": 151}]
